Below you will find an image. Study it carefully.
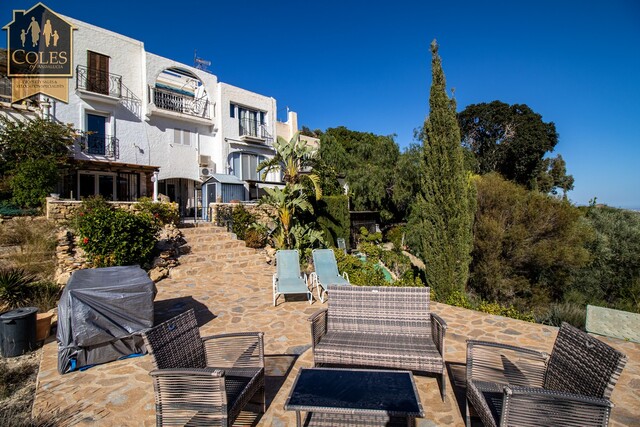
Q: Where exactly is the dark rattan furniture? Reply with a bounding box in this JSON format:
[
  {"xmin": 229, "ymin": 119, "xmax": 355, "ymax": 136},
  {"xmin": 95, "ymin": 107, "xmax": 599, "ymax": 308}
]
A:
[
  {"xmin": 142, "ymin": 309, "xmax": 265, "ymax": 427},
  {"xmin": 466, "ymin": 321, "xmax": 627, "ymax": 427},
  {"xmin": 308, "ymin": 285, "xmax": 447, "ymax": 400},
  {"xmin": 284, "ymin": 367, "xmax": 424, "ymax": 426}
]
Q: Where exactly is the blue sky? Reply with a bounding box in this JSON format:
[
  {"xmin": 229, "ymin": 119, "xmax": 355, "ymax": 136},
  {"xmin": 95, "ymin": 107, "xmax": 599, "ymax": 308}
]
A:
[{"xmin": 2, "ymin": 1, "xmax": 639, "ymax": 208}]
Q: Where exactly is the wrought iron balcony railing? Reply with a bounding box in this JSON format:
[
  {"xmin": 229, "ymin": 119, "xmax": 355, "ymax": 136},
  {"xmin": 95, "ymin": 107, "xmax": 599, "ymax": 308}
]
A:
[
  {"xmin": 149, "ymin": 86, "xmax": 211, "ymax": 119},
  {"xmin": 76, "ymin": 65, "xmax": 122, "ymax": 98},
  {"xmin": 239, "ymin": 117, "xmax": 274, "ymax": 145},
  {"xmin": 77, "ymin": 133, "xmax": 119, "ymax": 159}
]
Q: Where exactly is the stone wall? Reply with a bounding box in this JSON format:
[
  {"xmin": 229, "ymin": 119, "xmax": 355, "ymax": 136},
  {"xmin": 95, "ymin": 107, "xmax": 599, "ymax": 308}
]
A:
[
  {"xmin": 208, "ymin": 202, "xmax": 275, "ymax": 226},
  {"xmin": 46, "ymin": 198, "xmax": 139, "ymax": 223}
]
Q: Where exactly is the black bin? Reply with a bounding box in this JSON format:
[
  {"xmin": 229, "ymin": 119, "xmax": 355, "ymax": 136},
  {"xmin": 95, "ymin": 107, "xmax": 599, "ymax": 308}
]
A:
[{"xmin": 0, "ymin": 307, "xmax": 38, "ymax": 357}]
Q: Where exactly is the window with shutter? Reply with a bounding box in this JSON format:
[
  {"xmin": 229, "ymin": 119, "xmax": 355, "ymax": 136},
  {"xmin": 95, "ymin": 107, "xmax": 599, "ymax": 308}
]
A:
[{"xmin": 87, "ymin": 51, "xmax": 110, "ymax": 95}]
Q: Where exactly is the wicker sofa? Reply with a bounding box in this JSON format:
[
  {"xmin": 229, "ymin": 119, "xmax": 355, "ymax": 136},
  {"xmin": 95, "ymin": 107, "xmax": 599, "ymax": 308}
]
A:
[{"xmin": 308, "ymin": 285, "xmax": 448, "ymax": 400}]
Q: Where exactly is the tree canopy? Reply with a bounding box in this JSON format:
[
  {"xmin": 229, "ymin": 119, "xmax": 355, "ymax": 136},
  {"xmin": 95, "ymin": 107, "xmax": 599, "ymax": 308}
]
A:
[
  {"xmin": 319, "ymin": 126, "xmax": 399, "ymax": 222},
  {"xmin": 0, "ymin": 117, "xmax": 75, "ymax": 207},
  {"xmin": 458, "ymin": 101, "xmax": 568, "ymax": 190}
]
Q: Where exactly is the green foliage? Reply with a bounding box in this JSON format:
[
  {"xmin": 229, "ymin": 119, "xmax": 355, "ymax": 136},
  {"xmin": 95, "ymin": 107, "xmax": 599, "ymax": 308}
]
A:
[
  {"xmin": 259, "ymin": 185, "xmax": 324, "ymax": 251},
  {"xmin": 384, "ymin": 225, "xmax": 406, "ymax": 250},
  {"xmin": 320, "ymin": 127, "xmax": 399, "ymax": 222},
  {"xmin": 0, "ymin": 268, "xmax": 36, "ymax": 308},
  {"xmin": 536, "ymin": 302, "xmax": 586, "ymax": 329},
  {"xmin": 10, "ymin": 158, "xmax": 59, "ymax": 209},
  {"xmin": 74, "ymin": 197, "xmax": 159, "ymax": 267},
  {"xmin": 316, "ymin": 195, "xmax": 350, "ymax": 248},
  {"xmin": 258, "ymin": 132, "xmax": 322, "ymax": 200},
  {"xmin": 0, "ymin": 117, "xmax": 75, "ymax": 208},
  {"xmin": 231, "ymin": 204, "xmax": 256, "ymax": 240},
  {"xmin": 469, "ymin": 173, "xmax": 591, "ymax": 310},
  {"xmin": 477, "ymin": 301, "xmax": 536, "ymax": 322},
  {"xmin": 406, "ymin": 41, "xmax": 475, "ymax": 300},
  {"xmin": 0, "ymin": 201, "xmax": 38, "ymax": 216},
  {"xmin": 443, "ymin": 290, "xmax": 473, "ymax": 309},
  {"xmin": 536, "ymin": 154, "xmax": 574, "ymax": 197},
  {"xmin": 244, "ymin": 228, "xmax": 267, "ymax": 249},
  {"xmin": 358, "ymin": 227, "xmax": 382, "ymax": 244},
  {"xmin": 136, "ymin": 197, "xmax": 179, "ymax": 226},
  {"xmin": 392, "ymin": 144, "xmax": 423, "ymax": 219},
  {"xmin": 571, "ymin": 206, "xmax": 640, "ymax": 313},
  {"xmin": 458, "ymin": 100, "xmax": 566, "ymax": 190},
  {"xmin": 334, "ymin": 250, "xmax": 387, "ymax": 287}
]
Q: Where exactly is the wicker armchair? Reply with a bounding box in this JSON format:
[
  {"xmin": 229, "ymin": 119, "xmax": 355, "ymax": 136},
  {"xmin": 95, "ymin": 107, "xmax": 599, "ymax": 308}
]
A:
[
  {"xmin": 466, "ymin": 322, "xmax": 627, "ymax": 427},
  {"xmin": 142, "ymin": 309, "xmax": 265, "ymax": 427}
]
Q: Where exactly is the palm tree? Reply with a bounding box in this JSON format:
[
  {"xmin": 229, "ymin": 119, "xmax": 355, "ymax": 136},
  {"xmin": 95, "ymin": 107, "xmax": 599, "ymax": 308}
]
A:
[
  {"xmin": 259, "ymin": 184, "xmax": 324, "ymax": 249},
  {"xmin": 257, "ymin": 132, "xmax": 322, "ymax": 200}
]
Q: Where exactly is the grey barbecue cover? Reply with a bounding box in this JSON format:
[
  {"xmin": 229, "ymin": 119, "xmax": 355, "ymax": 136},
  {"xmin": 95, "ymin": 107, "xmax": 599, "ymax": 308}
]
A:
[{"xmin": 57, "ymin": 266, "xmax": 157, "ymax": 374}]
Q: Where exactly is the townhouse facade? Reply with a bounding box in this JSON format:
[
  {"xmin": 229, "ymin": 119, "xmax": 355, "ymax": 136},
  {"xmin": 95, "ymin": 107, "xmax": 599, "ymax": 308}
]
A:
[{"xmin": 2, "ymin": 14, "xmax": 316, "ymax": 217}]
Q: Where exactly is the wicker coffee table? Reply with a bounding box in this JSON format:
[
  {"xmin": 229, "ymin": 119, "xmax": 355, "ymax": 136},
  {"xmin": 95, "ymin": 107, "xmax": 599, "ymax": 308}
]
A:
[{"xmin": 284, "ymin": 367, "xmax": 424, "ymax": 426}]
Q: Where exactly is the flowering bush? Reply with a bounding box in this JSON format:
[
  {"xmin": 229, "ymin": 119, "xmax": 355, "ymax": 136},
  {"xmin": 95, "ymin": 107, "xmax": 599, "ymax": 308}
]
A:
[
  {"xmin": 136, "ymin": 197, "xmax": 179, "ymax": 226},
  {"xmin": 74, "ymin": 197, "xmax": 159, "ymax": 267}
]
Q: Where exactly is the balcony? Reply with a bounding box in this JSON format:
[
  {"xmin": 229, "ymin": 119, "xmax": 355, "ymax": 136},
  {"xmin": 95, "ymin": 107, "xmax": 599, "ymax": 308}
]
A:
[
  {"xmin": 77, "ymin": 132, "xmax": 119, "ymax": 159},
  {"xmin": 76, "ymin": 65, "xmax": 122, "ymax": 101},
  {"xmin": 239, "ymin": 117, "xmax": 274, "ymax": 146},
  {"xmin": 148, "ymin": 86, "xmax": 211, "ymax": 122}
]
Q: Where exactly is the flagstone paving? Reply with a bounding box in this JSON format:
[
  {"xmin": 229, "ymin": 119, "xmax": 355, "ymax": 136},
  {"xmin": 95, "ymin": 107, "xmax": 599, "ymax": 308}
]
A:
[{"xmin": 32, "ymin": 224, "xmax": 640, "ymax": 426}]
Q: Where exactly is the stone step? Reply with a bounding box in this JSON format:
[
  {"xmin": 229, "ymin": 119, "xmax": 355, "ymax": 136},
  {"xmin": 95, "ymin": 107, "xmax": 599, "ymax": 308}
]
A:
[
  {"xmin": 185, "ymin": 234, "xmax": 244, "ymax": 246},
  {"xmin": 185, "ymin": 242, "xmax": 249, "ymax": 253},
  {"xmin": 180, "ymin": 248, "xmax": 258, "ymax": 265},
  {"xmin": 180, "ymin": 227, "xmax": 229, "ymax": 237},
  {"xmin": 170, "ymin": 259, "xmax": 270, "ymax": 278}
]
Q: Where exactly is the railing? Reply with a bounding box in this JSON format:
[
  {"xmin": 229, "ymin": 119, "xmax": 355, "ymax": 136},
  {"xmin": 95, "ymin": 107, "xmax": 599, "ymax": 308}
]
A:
[
  {"xmin": 239, "ymin": 117, "xmax": 274, "ymax": 145},
  {"xmin": 76, "ymin": 65, "xmax": 122, "ymax": 98},
  {"xmin": 149, "ymin": 86, "xmax": 211, "ymax": 119},
  {"xmin": 77, "ymin": 133, "xmax": 119, "ymax": 159}
]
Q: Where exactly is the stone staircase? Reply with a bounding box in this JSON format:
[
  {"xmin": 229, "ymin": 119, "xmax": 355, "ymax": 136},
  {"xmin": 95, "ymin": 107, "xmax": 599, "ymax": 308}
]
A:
[{"xmin": 171, "ymin": 223, "xmax": 271, "ymax": 279}]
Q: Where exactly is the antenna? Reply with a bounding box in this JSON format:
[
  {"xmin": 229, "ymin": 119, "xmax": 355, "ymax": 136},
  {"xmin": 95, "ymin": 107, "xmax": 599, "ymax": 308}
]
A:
[{"xmin": 193, "ymin": 49, "xmax": 212, "ymax": 72}]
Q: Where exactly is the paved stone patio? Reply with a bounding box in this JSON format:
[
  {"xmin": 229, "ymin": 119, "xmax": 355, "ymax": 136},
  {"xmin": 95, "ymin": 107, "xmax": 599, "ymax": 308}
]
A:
[{"xmin": 32, "ymin": 226, "xmax": 640, "ymax": 426}]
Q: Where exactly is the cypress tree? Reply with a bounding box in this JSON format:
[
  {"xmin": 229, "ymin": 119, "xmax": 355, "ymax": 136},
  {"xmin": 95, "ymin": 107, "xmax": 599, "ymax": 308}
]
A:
[{"xmin": 407, "ymin": 40, "xmax": 475, "ymax": 298}]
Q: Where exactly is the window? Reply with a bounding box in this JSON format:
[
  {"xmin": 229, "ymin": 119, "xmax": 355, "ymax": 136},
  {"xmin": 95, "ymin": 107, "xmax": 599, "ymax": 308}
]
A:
[
  {"xmin": 230, "ymin": 152, "xmax": 267, "ymax": 181},
  {"xmin": 86, "ymin": 113, "xmax": 108, "ymax": 155},
  {"xmin": 87, "ymin": 51, "xmax": 110, "ymax": 95},
  {"xmin": 117, "ymin": 173, "xmax": 139, "ymax": 201},
  {"xmin": 230, "ymin": 103, "xmax": 235, "ymax": 118},
  {"xmin": 173, "ymin": 128, "xmax": 192, "ymax": 146},
  {"xmin": 231, "ymin": 104, "xmax": 267, "ymax": 138}
]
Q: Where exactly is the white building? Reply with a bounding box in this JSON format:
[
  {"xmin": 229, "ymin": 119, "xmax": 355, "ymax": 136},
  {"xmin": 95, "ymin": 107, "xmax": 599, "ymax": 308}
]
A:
[{"xmin": 32, "ymin": 16, "xmax": 313, "ymax": 216}]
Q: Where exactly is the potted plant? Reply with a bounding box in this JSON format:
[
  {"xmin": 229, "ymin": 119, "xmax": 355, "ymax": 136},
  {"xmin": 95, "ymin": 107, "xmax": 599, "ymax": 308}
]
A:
[{"xmin": 30, "ymin": 281, "xmax": 61, "ymax": 342}]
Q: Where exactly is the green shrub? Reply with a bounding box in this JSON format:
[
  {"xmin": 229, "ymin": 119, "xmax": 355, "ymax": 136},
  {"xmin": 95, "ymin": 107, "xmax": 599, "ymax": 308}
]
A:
[
  {"xmin": 442, "ymin": 290, "xmax": 473, "ymax": 309},
  {"xmin": 470, "ymin": 173, "xmax": 591, "ymax": 309},
  {"xmin": 0, "ymin": 268, "xmax": 36, "ymax": 309},
  {"xmin": 316, "ymin": 195, "xmax": 350, "ymax": 248},
  {"xmin": 10, "ymin": 158, "xmax": 58, "ymax": 209},
  {"xmin": 136, "ymin": 197, "xmax": 179, "ymax": 226},
  {"xmin": 477, "ymin": 300, "xmax": 535, "ymax": 322},
  {"xmin": 357, "ymin": 241, "xmax": 382, "ymax": 262},
  {"xmin": 537, "ymin": 302, "xmax": 586, "ymax": 329},
  {"xmin": 231, "ymin": 204, "xmax": 255, "ymax": 240},
  {"xmin": 244, "ymin": 228, "xmax": 267, "ymax": 249},
  {"xmin": 0, "ymin": 200, "xmax": 39, "ymax": 217},
  {"xmin": 334, "ymin": 249, "xmax": 387, "ymax": 287},
  {"xmin": 384, "ymin": 225, "xmax": 406, "ymax": 250},
  {"xmin": 74, "ymin": 197, "xmax": 159, "ymax": 267}
]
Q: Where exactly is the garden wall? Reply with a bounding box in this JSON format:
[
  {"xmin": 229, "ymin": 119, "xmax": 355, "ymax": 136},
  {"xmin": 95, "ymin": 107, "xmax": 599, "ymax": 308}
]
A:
[
  {"xmin": 208, "ymin": 202, "xmax": 274, "ymax": 226},
  {"xmin": 46, "ymin": 198, "xmax": 138, "ymax": 222}
]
